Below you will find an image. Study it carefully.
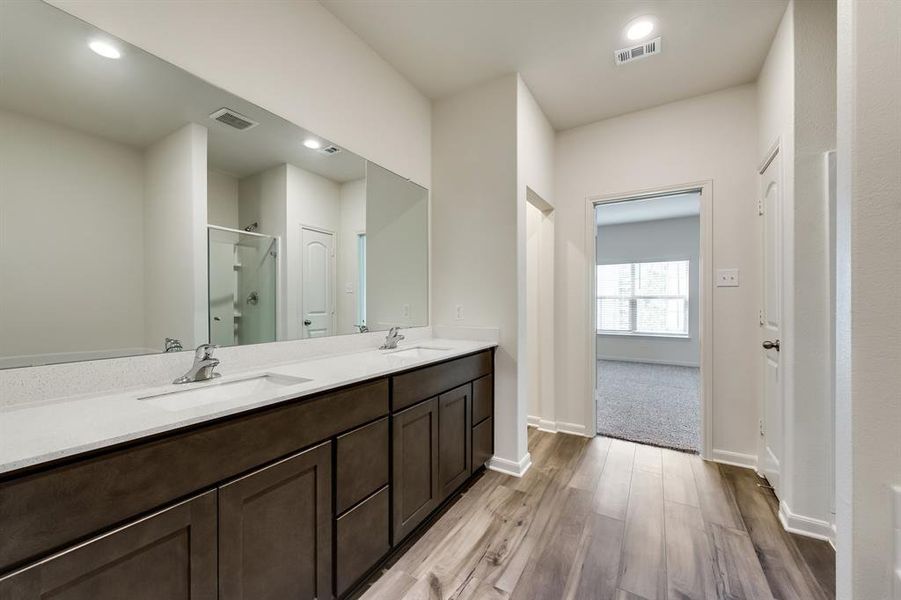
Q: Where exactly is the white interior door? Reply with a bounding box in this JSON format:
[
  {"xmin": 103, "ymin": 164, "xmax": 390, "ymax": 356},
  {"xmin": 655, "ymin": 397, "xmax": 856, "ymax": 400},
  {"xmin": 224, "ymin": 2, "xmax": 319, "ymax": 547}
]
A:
[
  {"xmin": 760, "ymin": 149, "xmax": 783, "ymax": 493},
  {"xmin": 301, "ymin": 227, "xmax": 335, "ymax": 338}
]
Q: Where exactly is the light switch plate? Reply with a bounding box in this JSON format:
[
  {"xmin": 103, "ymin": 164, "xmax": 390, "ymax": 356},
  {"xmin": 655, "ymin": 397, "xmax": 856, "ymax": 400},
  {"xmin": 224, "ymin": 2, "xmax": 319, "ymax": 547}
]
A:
[{"xmin": 716, "ymin": 268, "xmax": 740, "ymax": 287}]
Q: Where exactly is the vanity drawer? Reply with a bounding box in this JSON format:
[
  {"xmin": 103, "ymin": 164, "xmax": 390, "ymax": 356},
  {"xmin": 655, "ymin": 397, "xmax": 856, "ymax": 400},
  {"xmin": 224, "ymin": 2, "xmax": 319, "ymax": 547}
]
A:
[
  {"xmin": 336, "ymin": 417, "xmax": 389, "ymax": 514},
  {"xmin": 392, "ymin": 350, "xmax": 492, "ymax": 412},
  {"xmin": 472, "ymin": 417, "xmax": 494, "ymax": 470},
  {"xmin": 472, "ymin": 374, "xmax": 493, "ymax": 425},
  {"xmin": 0, "ymin": 378, "xmax": 388, "ymax": 573},
  {"xmin": 336, "ymin": 486, "xmax": 390, "ymax": 596}
]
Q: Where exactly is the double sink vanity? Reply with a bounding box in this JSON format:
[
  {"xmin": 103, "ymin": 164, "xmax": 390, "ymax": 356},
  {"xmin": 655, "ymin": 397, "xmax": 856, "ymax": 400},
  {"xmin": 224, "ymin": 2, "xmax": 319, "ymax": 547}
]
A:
[{"xmin": 0, "ymin": 339, "xmax": 496, "ymax": 599}]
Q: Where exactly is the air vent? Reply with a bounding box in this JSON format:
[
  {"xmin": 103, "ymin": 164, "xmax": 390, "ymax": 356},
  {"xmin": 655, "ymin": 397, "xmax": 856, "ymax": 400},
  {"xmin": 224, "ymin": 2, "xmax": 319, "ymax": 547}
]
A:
[
  {"xmin": 614, "ymin": 37, "xmax": 661, "ymax": 65},
  {"xmin": 317, "ymin": 145, "xmax": 342, "ymax": 156},
  {"xmin": 209, "ymin": 108, "xmax": 259, "ymax": 131}
]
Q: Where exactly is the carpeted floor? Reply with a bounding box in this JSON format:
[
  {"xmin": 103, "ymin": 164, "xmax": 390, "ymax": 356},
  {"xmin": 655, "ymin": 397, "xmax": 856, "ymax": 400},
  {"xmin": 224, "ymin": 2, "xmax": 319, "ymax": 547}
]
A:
[{"xmin": 596, "ymin": 360, "xmax": 700, "ymax": 452}]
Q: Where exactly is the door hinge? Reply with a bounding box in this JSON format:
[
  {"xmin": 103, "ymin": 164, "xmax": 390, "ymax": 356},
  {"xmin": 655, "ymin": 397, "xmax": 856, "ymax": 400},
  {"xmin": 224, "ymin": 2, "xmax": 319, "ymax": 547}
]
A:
[
  {"xmin": 758, "ymin": 309, "xmax": 764, "ymax": 326},
  {"xmin": 759, "ymin": 419, "xmax": 765, "ymax": 437},
  {"xmin": 757, "ymin": 198, "xmax": 764, "ymax": 216}
]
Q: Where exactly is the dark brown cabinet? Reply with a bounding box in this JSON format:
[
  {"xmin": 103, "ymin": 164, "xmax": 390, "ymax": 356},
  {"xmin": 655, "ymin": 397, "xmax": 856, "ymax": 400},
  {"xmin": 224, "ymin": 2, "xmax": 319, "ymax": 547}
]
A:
[
  {"xmin": 472, "ymin": 373, "xmax": 494, "ymax": 471},
  {"xmin": 392, "ymin": 397, "xmax": 439, "ymax": 542},
  {"xmin": 336, "ymin": 418, "xmax": 389, "ymax": 514},
  {"xmin": 472, "ymin": 417, "xmax": 494, "ymax": 470},
  {"xmin": 1, "ymin": 350, "xmax": 494, "ymax": 600},
  {"xmin": 218, "ymin": 442, "xmax": 332, "ymax": 600},
  {"xmin": 336, "ymin": 486, "xmax": 390, "ymax": 596},
  {"xmin": 437, "ymin": 383, "xmax": 472, "ymax": 501},
  {"xmin": 0, "ymin": 491, "xmax": 217, "ymax": 600}
]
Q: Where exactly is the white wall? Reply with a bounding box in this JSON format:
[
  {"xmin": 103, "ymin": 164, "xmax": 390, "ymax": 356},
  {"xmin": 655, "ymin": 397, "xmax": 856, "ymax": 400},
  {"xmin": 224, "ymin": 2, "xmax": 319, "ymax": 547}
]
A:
[
  {"xmin": 207, "ymin": 169, "xmax": 239, "ymax": 229},
  {"xmin": 835, "ymin": 0, "xmax": 901, "ymax": 597},
  {"xmin": 337, "ymin": 179, "xmax": 365, "ymax": 334},
  {"xmin": 0, "ymin": 108, "xmax": 147, "ymax": 367},
  {"xmin": 517, "ymin": 77, "xmax": 557, "ymax": 436},
  {"xmin": 47, "ymin": 0, "xmax": 430, "ymax": 188},
  {"xmin": 596, "ymin": 216, "xmax": 701, "ymax": 367},
  {"xmin": 142, "ymin": 123, "xmax": 208, "ymax": 351},
  {"xmin": 555, "ymin": 84, "xmax": 760, "ymax": 461},
  {"xmin": 432, "ymin": 74, "xmax": 521, "ymax": 470}
]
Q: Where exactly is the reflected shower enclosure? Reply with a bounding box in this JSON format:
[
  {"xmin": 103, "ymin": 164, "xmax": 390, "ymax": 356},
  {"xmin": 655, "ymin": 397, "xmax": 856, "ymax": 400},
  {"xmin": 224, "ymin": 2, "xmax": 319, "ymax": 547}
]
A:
[{"xmin": 207, "ymin": 226, "xmax": 277, "ymax": 347}]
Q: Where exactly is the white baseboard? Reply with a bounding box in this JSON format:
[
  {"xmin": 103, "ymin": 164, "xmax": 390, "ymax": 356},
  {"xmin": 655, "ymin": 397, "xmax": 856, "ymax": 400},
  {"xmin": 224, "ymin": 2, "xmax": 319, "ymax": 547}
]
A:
[
  {"xmin": 526, "ymin": 416, "xmax": 593, "ymax": 437},
  {"xmin": 596, "ymin": 355, "xmax": 700, "ymax": 368},
  {"xmin": 778, "ymin": 500, "xmax": 834, "ymax": 541},
  {"xmin": 710, "ymin": 449, "xmax": 758, "ymax": 469},
  {"xmin": 487, "ymin": 452, "xmax": 532, "ymax": 478},
  {"xmin": 557, "ymin": 421, "xmax": 590, "ymax": 436},
  {"xmin": 527, "ymin": 415, "xmax": 557, "ymax": 432}
]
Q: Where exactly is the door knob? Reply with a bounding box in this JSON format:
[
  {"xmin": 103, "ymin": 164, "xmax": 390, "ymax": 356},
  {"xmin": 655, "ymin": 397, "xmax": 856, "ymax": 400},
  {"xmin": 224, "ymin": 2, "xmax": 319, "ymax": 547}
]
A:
[
  {"xmin": 762, "ymin": 339, "xmax": 780, "ymax": 351},
  {"xmin": 303, "ymin": 319, "xmax": 312, "ymax": 326}
]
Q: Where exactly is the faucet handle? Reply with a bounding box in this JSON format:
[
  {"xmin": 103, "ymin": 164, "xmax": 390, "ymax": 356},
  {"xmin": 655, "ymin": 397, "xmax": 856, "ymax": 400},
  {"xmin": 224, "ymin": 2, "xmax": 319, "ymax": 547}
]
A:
[{"xmin": 194, "ymin": 344, "xmax": 219, "ymax": 360}]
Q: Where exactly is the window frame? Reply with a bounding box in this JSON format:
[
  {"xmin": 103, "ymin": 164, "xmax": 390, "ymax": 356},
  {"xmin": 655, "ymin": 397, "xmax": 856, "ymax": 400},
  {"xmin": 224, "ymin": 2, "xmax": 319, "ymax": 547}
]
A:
[{"xmin": 596, "ymin": 259, "xmax": 691, "ymax": 338}]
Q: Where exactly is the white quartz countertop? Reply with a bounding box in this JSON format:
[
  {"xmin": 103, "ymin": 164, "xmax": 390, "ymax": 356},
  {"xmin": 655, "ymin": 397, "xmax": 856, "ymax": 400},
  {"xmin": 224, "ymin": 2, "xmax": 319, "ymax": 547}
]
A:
[{"xmin": 0, "ymin": 338, "xmax": 496, "ymax": 475}]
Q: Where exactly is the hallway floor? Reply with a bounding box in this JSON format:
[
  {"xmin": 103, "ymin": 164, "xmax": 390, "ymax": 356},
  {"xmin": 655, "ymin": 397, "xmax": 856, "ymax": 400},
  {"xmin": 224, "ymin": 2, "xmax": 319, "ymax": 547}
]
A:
[
  {"xmin": 357, "ymin": 430, "xmax": 834, "ymax": 600},
  {"xmin": 597, "ymin": 360, "xmax": 700, "ymax": 452}
]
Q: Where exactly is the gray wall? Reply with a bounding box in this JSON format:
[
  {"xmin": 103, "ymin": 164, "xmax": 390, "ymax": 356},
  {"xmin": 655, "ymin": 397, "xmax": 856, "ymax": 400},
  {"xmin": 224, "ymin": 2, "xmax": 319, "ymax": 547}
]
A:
[{"xmin": 596, "ymin": 216, "xmax": 700, "ymax": 367}]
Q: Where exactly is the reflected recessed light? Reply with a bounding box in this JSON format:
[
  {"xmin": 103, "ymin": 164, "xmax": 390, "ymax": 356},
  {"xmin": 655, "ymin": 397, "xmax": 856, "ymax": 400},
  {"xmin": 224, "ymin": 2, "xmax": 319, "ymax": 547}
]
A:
[
  {"xmin": 626, "ymin": 18, "xmax": 654, "ymax": 41},
  {"xmin": 303, "ymin": 138, "xmax": 322, "ymax": 150},
  {"xmin": 88, "ymin": 40, "xmax": 121, "ymax": 59}
]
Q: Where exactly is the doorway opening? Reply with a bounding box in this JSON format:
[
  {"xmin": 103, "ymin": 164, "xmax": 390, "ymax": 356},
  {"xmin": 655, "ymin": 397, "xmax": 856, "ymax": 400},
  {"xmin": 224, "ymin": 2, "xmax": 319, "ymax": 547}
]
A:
[{"xmin": 593, "ymin": 189, "xmax": 704, "ymax": 452}]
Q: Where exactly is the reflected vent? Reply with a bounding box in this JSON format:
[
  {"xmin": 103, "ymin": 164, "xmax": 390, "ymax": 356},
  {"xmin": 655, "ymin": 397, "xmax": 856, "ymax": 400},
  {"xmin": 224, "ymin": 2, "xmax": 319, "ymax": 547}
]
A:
[
  {"xmin": 317, "ymin": 145, "xmax": 342, "ymax": 155},
  {"xmin": 209, "ymin": 108, "xmax": 259, "ymax": 131},
  {"xmin": 614, "ymin": 37, "xmax": 661, "ymax": 65}
]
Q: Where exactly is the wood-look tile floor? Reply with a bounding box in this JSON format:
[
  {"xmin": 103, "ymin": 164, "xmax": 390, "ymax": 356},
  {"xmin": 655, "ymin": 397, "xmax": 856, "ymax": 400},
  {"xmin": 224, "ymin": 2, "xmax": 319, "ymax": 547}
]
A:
[{"xmin": 357, "ymin": 430, "xmax": 835, "ymax": 600}]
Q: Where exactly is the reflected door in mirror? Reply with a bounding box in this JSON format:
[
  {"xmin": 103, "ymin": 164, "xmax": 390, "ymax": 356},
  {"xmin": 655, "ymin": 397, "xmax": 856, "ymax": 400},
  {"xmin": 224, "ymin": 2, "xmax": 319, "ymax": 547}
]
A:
[{"xmin": 301, "ymin": 228, "xmax": 335, "ymax": 338}]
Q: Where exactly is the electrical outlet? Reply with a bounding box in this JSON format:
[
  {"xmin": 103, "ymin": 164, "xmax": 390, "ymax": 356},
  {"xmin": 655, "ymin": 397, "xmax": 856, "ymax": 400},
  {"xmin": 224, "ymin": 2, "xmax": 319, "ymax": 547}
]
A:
[
  {"xmin": 716, "ymin": 268, "xmax": 740, "ymax": 287},
  {"xmin": 402, "ymin": 304, "xmax": 410, "ymax": 318},
  {"xmin": 455, "ymin": 304, "xmax": 464, "ymax": 321},
  {"xmin": 345, "ymin": 282, "xmax": 353, "ymax": 294}
]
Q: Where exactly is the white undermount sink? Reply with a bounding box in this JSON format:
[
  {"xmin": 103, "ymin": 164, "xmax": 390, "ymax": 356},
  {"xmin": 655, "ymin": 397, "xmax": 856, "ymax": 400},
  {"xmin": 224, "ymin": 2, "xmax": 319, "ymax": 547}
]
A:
[
  {"xmin": 386, "ymin": 346, "xmax": 452, "ymax": 360},
  {"xmin": 137, "ymin": 373, "xmax": 311, "ymax": 412}
]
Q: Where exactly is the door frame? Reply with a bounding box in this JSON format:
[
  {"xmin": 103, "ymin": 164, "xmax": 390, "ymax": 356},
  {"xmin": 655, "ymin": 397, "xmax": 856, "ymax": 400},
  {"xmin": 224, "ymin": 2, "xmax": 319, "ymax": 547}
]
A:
[
  {"xmin": 298, "ymin": 224, "xmax": 337, "ymax": 339},
  {"xmin": 584, "ymin": 180, "xmax": 713, "ymax": 459}
]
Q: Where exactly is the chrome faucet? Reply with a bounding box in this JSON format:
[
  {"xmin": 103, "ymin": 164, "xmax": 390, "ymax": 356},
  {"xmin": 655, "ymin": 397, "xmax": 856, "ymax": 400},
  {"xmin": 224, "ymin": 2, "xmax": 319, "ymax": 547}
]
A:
[
  {"xmin": 379, "ymin": 327, "xmax": 405, "ymax": 350},
  {"xmin": 173, "ymin": 344, "xmax": 221, "ymax": 384}
]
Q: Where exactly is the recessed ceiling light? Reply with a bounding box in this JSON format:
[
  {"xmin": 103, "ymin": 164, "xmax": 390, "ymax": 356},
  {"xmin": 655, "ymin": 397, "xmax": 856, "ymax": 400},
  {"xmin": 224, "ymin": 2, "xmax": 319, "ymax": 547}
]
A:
[
  {"xmin": 303, "ymin": 138, "xmax": 322, "ymax": 150},
  {"xmin": 625, "ymin": 18, "xmax": 654, "ymax": 41},
  {"xmin": 88, "ymin": 40, "xmax": 121, "ymax": 59}
]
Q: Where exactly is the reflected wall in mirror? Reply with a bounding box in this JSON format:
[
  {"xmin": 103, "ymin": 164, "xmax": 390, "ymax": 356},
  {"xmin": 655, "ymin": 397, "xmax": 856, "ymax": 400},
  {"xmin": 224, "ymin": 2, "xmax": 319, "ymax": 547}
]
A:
[{"xmin": 0, "ymin": 0, "xmax": 428, "ymax": 369}]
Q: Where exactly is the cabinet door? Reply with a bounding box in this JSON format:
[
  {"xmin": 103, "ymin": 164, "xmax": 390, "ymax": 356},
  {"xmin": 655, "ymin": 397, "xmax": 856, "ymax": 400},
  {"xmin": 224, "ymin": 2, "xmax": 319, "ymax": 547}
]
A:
[
  {"xmin": 219, "ymin": 442, "xmax": 332, "ymax": 600},
  {"xmin": 438, "ymin": 383, "xmax": 472, "ymax": 501},
  {"xmin": 392, "ymin": 398, "xmax": 439, "ymax": 543},
  {"xmin": 0, "ymin": 491, "xmax": 217, "ymax": 600}
]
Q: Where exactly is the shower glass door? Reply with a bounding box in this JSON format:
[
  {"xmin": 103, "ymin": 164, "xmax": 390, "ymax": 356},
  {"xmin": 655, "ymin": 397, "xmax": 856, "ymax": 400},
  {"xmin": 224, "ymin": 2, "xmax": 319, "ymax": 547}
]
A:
[{"xmin": 208, "ymin": 226, "xmax": 277, "ymax": 347}]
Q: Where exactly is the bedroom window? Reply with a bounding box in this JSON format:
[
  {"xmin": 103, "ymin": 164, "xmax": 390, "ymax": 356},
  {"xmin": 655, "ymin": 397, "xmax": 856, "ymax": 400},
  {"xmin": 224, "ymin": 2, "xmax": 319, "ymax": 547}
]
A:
[{"xmin": 596, "ymin": 260, "xmax": 690, "ymax": 336}]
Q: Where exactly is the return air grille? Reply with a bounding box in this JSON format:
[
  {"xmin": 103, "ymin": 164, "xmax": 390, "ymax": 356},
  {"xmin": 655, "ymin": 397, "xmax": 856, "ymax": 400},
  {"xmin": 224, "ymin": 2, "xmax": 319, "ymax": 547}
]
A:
[
  {"xmin": 614, "ymin": 37, "xmax": 661, "ymax": 65},
  {"xmin": 209, "ymin": 108, "xmax": 259, "ymax": 131}
]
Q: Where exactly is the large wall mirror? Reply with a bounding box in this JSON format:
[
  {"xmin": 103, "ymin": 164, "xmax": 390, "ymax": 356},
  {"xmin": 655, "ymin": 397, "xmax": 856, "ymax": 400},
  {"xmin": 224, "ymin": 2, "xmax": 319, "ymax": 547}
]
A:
[{"xmin": 0, "ymin": 0, "xmax": 429, "ymax": 368}]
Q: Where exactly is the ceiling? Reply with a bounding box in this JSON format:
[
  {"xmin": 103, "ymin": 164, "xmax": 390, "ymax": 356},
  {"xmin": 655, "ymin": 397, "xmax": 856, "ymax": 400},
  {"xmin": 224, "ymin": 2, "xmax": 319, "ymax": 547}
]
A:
[
  {"xmin": 321, "ymin": 0, "xmax": 787, "ymax": 130},
  {"xmin": 596, "ymin": 192, "xmax": 699, "ymax": 226},
  {"xmin": 0, "ymin": 0, "xmax": 365, "ymax": 182}
]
